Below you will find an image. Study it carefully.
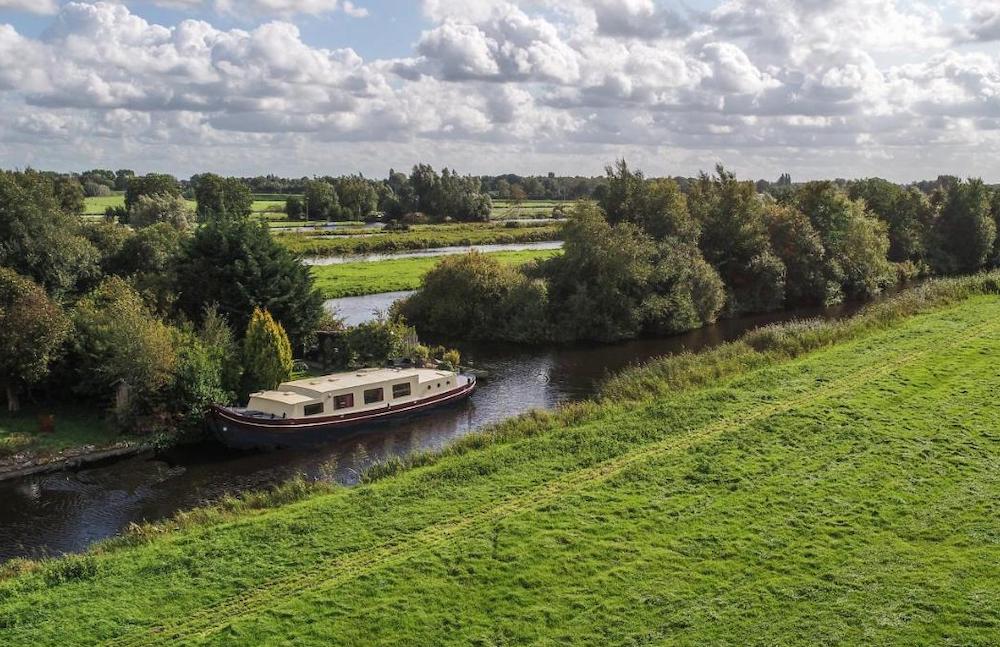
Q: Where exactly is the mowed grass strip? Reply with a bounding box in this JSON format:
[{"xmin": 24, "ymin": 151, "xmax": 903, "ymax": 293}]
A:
[
  {"xmin": 311, "ymin": 248, "xmax": 560, "ymax": 299},
  {"xmin": 1, "ymin": 294, "xmax": 999, "ymax": 645}
]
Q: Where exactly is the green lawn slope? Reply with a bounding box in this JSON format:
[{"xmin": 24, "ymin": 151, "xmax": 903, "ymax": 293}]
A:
[{"xmin": 1, "ymin": 277, "xmax": 999, "ymax": 645}]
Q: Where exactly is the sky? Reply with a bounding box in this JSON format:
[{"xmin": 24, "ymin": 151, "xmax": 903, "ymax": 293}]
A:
[{"xmin": 0, "ymin": 0, "xmax": 999, "ymax": 182}]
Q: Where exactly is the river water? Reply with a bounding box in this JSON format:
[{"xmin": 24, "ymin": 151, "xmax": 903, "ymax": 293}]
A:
[
  {"xmin": 303, "ymin": 241, "xmax": 564, "ymax": 266},
  {"xmin": 0, "ymin": 297, "xmax": 874, "ymax": 563}
]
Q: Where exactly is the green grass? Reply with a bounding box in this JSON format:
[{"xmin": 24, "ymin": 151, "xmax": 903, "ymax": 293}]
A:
[
  {"xmin": 82, "ymin": 194, "xmax": 125, "ymax": 215},
  {"xmin": 0, "ymin": 405, "xmax": 121, "ymax": 459},
  {"xmin": 312, "ymin": 248, "xmax": 560, "ymax": 298},
  {"xmin": 279, "ymin": 222, "xmax": 563, "ymax": 256},
  {"xmin": 1, "ymin": 275, "xmax": 999, "ymax": 644},
  {"xmin": 493, "ymin": 199, "xmax": 570, "ymax": 219}
]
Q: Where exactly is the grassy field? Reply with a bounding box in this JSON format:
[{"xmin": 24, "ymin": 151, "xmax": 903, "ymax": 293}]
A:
[
  {"xmin": 82, "ymin": 194, "xmax": 125, "ymax": 215},
  {"xmin": 493, "ymin": 199, "xmax": 570, "ymax": 219},
  {"xmin": 279, "ymin": 222, "xmax": 563, "ymax": 256},
  {"xmin": 1, "ymin": 276, "xmax": 998, "ymax": 645},
  {"xmin": 0, "ymin": 405, "xmax": 120, "ymax": 460},
  {"xmin": 312, "ymin": 248, "xmax": 560, "ymax": 298}
]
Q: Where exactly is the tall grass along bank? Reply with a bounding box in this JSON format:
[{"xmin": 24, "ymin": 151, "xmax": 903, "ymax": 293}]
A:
[{"xmin": 1, "ymin": 273, "xmax": 999, "ymax": 645}]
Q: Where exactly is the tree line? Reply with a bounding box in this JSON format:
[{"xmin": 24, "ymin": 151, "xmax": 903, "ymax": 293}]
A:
[
  {"xmin": 0, "ymin": 169, "xmax": 407, "ymax": 435},
  {"xmin": 398, "ymin": 160, "xmax": 1000, "ymax": 343}
]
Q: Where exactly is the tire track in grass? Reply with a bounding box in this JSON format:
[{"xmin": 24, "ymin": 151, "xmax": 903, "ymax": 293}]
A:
[{"xmin": 108, "ymin": 316, "xmax": 999, "ymax": 646}]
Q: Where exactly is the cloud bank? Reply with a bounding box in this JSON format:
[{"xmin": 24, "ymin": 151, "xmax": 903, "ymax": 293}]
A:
[{"xmin": 0, "ymin": 0, "xmax": 998, "ymax": 180}]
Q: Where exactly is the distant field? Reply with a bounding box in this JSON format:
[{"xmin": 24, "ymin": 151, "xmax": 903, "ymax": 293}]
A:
[
  {"xmin": 84, "ymin": 194, "xmax": 293, "ymax": 217},
  {"xmin": 312, "ymin": 248, "xmax": 560, "ymax": 299},
  {"xmin": 493, "ymin": 199, "xmax": 571, "ymax": 219},
  {"xmin": 3, "ymin": 284, "xmax": 998, "ymax": 644},
  {"xmin": 279, "ymin": 222, "xmax": 564, "ymax": 256},
  {"xmin": 82, "ymin": 194, "xmax": 125, "ymax": 215}
]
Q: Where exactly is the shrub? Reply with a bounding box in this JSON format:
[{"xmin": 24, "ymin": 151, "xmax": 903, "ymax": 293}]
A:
[{"xmin": 243, "ymin": 307, "xmax": 294, "ymax": 394}]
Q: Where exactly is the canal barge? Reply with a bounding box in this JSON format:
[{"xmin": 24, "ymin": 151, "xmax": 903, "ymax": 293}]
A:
[{"xmin": 209, "ymin": 367, "xmax": 476, "ymax": 448}]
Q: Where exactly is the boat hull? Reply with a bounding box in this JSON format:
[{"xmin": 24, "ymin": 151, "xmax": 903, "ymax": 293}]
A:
[{"xmin": 209, "ymin": 375, "xmax": 476, "ymax": 449}]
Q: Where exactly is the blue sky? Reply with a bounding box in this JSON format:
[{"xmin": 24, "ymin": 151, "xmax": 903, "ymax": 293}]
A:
[{"xmin": 0, "ymin": 1, "xmax": 998, "ymax": 181}]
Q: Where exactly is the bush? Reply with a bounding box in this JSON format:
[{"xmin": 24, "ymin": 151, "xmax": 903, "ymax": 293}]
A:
[{"xmin": 242, "ymin": 307, "xmax": 293, "ymax": 394}]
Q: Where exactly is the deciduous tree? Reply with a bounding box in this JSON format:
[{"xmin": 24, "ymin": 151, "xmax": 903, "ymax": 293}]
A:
[{"xmin": 0, "ymin": 269, "xmax": 71, "ymax": 412}]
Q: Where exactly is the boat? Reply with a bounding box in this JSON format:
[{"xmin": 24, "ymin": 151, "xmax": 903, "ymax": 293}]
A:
[{"xmin": 209, "ymin": 367, "xmax": 476, "ymax": 448}]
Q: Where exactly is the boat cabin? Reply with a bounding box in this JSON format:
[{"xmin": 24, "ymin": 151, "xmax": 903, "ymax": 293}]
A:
[{"xmin": 246, "ymin": 368, "xmax": 460, "ymax": 419}]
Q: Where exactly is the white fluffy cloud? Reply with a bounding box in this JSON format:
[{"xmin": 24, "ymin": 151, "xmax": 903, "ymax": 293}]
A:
[{"xmin": 0, "ymin": 0, "xmax": 999, "ymax": 180}]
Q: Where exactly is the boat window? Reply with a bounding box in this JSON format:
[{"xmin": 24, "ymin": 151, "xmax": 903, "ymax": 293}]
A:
[
  {"xmin": 303, "ymin": 403, "xmax": 324, "ymax": 416},
  {"xmin": 364, "ymin": 388, "xmax": 384, "ymax": 404},
  {"xmin": 392, "ymin": 383, "xmax": 411, "ymax": 398},
  {"xmin": 334, "ymin": 394, "xmax": 354, "ymax": 410}
]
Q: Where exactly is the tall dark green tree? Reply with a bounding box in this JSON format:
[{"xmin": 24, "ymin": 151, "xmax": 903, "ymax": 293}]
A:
[{"xmin": 174, "ymin": 219, "xmax": 323, "ymax": 348}]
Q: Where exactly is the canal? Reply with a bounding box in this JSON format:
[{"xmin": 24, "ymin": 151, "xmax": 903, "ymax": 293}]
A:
[{"xmin": 0, "ymin": 297, "xmax": 875, "ymax": 563}]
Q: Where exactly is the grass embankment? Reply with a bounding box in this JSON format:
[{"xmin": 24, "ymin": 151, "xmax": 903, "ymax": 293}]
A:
[
  {"xmin": 279, "ymin": 222, "xmax": 563, "ymax": 256},
  {"xmin": 312, "ymin": 249, "xmax": 561, "ymax": 298},
  {"xmin": 0, "ymin": 405, "xmax": 125, "ymax": 462},
  {"xmin": 2, "ymin": 275, "xmax": 999, "ymax": 645}
]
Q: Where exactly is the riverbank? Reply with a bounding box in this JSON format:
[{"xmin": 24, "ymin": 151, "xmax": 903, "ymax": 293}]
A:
[
  {"xmin": 312, "ymin": 248, "xmax": 561, "ymax": 298},
  {"xmin": 0, "ymin": 407, "xmax": 152, "ymax": 482},
  {"xmin": 2, "ymin": 274, "xmax": 998, "ymax": 645}
]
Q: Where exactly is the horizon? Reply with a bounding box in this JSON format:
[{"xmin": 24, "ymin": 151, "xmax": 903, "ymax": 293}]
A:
[{"xmin": 1, "ymin": 1, "xmax": 999, "ymax": 182}]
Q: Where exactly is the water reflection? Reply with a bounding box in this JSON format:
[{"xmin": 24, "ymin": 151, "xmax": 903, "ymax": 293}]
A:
[{"xmin": 303, "ymin": 241, "xmax": 564, "ymax": 265}]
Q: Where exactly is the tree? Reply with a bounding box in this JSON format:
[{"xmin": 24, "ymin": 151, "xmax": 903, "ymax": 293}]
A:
[
  {"xmin": 70, "ymin": 277, "xmax": 177, "ymax": 420},
  {"xmin": 0, "ymin": 269, "xmax": 71, "ymax": 411},
  {"xmin": 600, "ymin": 160, "xmax": 699, "ymax": 243},
  {"xmin": 124, "ymin": 174, "xmax": 180, "ymax": 211},
  {"xmin": 794, "ymin": 182, "xmax": 895, "ymax": 300},
  {"xmin": 174, "ymin": 219, "xmax": 323, "ymax": 348},
  {"xmin": 335, "ymin": 176, "xmax": 379, "ymax": 221},
  {"xmin": 170, "ymin": 307, "xmax": 240, "ymax": 428},
  {"xmin": 193, "ymin": 173, "xmax": 253, "ymax": 222},
  {"xmin": 53, "ymin": 177, "xmax": 85, "ymax": 215},
  {"xmin": 849, "ymin": 179, "xmax": 933, "ymax": 263},
  {"xmin": 243, "ymin": 307, "xmax": 293, "ymax": 394},
  {"xmin": 546, "ymin": 202, "xmax": 657, "ymax": 341},
  {"xmin": 931, "ymin": 179, "xmax": 996, "ymax": 274},
  {"xmin": 285, "ymin": 195, "xmax": 305, "ymax": 220},
  {"xmin": 0, "ymin": 170, "xmax": 100, "ymax": 298},
  {"xmin": 114, "ymin": 169, "xmax": 135, "ymax": 191},
  {"xmin": 688, "ymin": 166, "xmax": 786, "ymax": 314},
  {"xmin": 303, "ymin": 179, "xmax": 339, "ymax": 221},
  {"xmin": 128, "ymin": 193, "xmax": 194, "ymax": 230},
  {"xmin": 764, "ymin": 203, "xmax": 839, "ymax": 305}
]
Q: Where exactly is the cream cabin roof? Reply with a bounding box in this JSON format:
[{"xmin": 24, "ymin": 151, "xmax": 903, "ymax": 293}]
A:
[{"xmin": 250, "ymin": 368, "xmax": 455, "ymax": 404}]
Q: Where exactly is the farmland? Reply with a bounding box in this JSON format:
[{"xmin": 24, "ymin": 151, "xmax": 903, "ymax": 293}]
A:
[
  {"xmin": 311, "ymin": 248, "xmax": 560, "ymax": 298},
  {"xmin": 83, "ymin": 194, "xmax": 291, "ymax": 218},
  {"xmin": 2, "ymin": 277, "xmax": 997, "ymax": 645}
]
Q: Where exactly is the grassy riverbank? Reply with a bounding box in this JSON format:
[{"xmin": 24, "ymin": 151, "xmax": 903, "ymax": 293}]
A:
[
  {"xmin": 312, "ymin": 248, "xmax": 560, "ymax": 298},
  {"xmin": 2, "ymin": 275, "xmax": 999, "ymax": 645},
  {"xmin": 0, "ymin": 406, "xmax": 118, "ymax": 459},
  {"xmin": 278, "ymin": 222, "xmax": 563, "ymax": 256}
]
